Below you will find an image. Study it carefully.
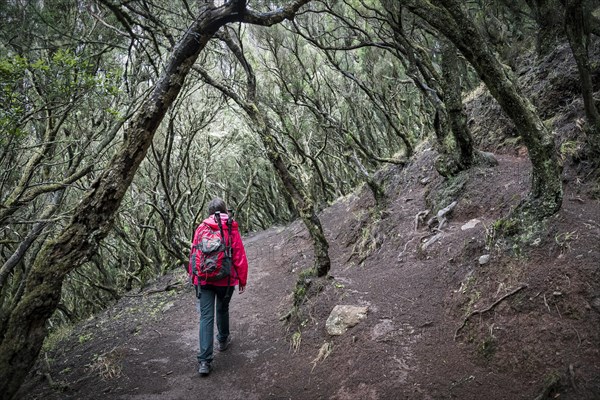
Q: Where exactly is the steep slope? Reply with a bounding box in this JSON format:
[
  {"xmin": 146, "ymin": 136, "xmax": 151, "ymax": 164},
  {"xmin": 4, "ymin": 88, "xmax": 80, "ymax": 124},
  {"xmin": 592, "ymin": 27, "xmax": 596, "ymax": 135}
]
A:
[
  {"xmin": 16, "ymin": 40, "xmax": 600, "ymax": 400},
  {"xmin": 16, "ymin": 147, "xmax": 600, "ymax": 399}
]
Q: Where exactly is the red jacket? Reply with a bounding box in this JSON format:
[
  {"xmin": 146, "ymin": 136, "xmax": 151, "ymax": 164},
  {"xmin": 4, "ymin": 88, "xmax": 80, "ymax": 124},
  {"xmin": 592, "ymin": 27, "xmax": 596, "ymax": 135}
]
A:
[{"xmin": 188, "ymin": 214, "xmax": 248, "ymax": 287}]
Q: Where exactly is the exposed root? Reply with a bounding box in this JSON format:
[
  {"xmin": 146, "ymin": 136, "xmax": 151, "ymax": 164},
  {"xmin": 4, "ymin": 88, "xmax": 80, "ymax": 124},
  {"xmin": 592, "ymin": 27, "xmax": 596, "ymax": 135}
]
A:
[
  {"xmin": 311, "ymin": 342, "xmax": 333, "ymax": 372},
  {"xmin": 43, "ymin": 353, "xmax": 69, "ymax": 392},
  {"xmin": 454, "ymin": 284, "xmax": 528, "ymax": 340},
  {"xmin": 397, "ymin": 237, "xmax": 416, "ymax": 261},
  {"xmin": 414, "ymin": 210, "xmax": 430, "ymax": 231}
]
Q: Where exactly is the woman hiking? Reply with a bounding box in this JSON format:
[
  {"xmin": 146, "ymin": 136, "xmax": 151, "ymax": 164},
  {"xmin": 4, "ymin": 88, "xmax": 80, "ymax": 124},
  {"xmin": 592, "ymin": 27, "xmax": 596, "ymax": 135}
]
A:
[{"xmin": 187, "ymin": 197, "xmax": 248, "ymax": 376}]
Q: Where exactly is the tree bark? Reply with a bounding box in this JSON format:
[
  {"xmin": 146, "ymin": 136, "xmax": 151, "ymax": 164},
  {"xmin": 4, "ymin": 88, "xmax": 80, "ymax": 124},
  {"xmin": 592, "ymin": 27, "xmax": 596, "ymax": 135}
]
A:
[
  {"xmin": 388, "ymin": 10, "xmax": 473, "ymax": 176},
  {"xmin": 0, "ymin": 2, "xmax": 312, "ymax": 398},
  {"xmin": 564, "ymin": 0, "xmax": 600, "ymax": 150},
  {"xmin": 254, "ymin": 113, "xmax": 331, "ymax": 276},
  {"xmin": 526, "ymin": 0, "xmax": 566, "ymax": 57},
  {"xmin": 441, "ymin": 39, "xmax": 475, "ymax": 170},
  {"xmin": 404, "ymin": 0, "xmax": 563, "ymax": 217},
  {"xmin": 196, "ymin": 30, "xmax": 331, "ymax": 277}
]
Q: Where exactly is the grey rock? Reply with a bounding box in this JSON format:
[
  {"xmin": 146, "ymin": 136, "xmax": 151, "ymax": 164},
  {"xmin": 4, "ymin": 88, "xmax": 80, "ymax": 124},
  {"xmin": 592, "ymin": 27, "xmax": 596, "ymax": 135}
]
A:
[
  {"xmin": 326, "ymin": 305, "xmax": 369, "ymax": 336},
  {"xmin": 479, "ymin": 254, "xmax": 491, "ymax": 265}
]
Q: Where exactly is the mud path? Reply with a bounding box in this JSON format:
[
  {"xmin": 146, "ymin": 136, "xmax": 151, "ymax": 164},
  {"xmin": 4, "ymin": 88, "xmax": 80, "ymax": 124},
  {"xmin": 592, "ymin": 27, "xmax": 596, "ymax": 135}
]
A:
[{"xmin": 18, "ymin": 154, "xmax": 600, "ymax": 400}]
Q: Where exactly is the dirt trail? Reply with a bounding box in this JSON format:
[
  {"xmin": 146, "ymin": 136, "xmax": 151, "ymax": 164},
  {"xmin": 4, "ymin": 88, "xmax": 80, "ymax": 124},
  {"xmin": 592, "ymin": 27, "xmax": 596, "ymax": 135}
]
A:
[{"xmin": 17, "ymin": 153, "xmax": 600, "ymax": 400}]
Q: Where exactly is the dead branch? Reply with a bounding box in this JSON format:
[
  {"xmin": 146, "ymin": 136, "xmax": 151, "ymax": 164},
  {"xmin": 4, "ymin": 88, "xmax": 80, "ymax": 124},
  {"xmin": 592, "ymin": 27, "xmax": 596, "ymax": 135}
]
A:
[
  {"xmin": 397, "ymin": 237, "xmax": 416, "ymax": 261},
  {"xmin": 414, "ymin": 210, "xmax": 429, "ymax": 231},
  {"xmin": 454, "ymin": 284, "xmax": 528, "ymax": 340},
  {"xmin": 43, "ymin": 353, "xmax": 68, "ymax": 391}
]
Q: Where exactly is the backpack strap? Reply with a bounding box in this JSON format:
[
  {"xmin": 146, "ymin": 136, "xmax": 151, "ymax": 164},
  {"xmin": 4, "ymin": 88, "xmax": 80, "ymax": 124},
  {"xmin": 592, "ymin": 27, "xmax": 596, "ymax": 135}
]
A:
[
  {"xmin": 191, "ymin": 222, "xmax": 212, "ymax": 279},
  {"xmin": 226, "ymin": 213, "xmax": 233, "ymax": 257},
  {"xmin": 214, "ymin": 211, "xmax": 232, "ymax": 289}
]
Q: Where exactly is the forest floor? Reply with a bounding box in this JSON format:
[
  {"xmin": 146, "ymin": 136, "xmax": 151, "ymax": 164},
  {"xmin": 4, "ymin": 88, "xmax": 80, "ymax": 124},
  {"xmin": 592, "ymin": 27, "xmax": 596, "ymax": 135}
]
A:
[
  {"xmin": 16, "ymin": 43, "xmax": 600, "ymax": 400},
  {"xmin": 16, "ymin": 149, "xmax": 600, "ymax": 400}
]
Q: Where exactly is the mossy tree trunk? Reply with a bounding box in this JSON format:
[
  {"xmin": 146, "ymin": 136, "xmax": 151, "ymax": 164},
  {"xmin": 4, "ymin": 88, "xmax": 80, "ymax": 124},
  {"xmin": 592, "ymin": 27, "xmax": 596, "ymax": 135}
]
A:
[
  {"xmin": 0, "ymin": 18, "xmax": 216, "ymax": 400},
  {"xmin": 403, "ymin": 0, "xmax": 563, "ymax": 217},
  {"xmin": 387, "ymin": 8, "xmax": 474, "ymax": 177},
  {"xmin": 564, "ymin": 0, "xmax": 600, "ymax": 152},
  {"xmin": 0, "ymin": 2, "xmax": 312, "ymax": 398},
  {"xmin": 441, "ymin": 39, "xmax": 475, "ymax": 170},
  {"xmin": 196, "ymin": 31, "xmax": 331, "ymax": 277},
  {"xmin": 526, "ymin": 0, "xmax": 566, "ymax": 57},
  {"xmin": 255, "ymin": 122, "xmax": 331, "ymax": 277}
]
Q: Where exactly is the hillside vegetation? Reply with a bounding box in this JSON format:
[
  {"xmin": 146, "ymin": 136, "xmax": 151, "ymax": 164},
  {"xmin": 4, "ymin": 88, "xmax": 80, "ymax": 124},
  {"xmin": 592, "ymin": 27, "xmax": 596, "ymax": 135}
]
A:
[
  {"xmin": 17, "ymin": 35, "xmax": 600, "ymax": 399},
  {"xmin": 1, "ymin": 1, "xmax": 600, "ymax": 399}
]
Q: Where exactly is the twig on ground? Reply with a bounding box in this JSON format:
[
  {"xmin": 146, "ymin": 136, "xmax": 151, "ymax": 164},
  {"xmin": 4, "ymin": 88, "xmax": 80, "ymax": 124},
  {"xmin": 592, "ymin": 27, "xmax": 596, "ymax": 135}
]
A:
[
  {"xmin": 571, "ymin": 323, "xmax": 582, "ymax": 347},
  {"xmin": 397, "ymin": 294, "xmax": 415, "ymax": 303},
  {"xmin": 311, "ymin": 342, "xmax": 333, "ymax": 372},
  {"xmin": 569, "ymin": 364, "xmax": 577, "ymax": 390},
  {"xmin": 414, "ymin": 210, "xmax": 429, "ymax": 231},
  {"xmin": 397, "ymin": 237, "xmax": 416, "ymax": 261},
  {"xmin": 543, "ymin": 293, "xmax": 551, "ymax": 313},
  {"xmin": 454, "ymin": 284, "xmax": 528, "ymax": 340}
]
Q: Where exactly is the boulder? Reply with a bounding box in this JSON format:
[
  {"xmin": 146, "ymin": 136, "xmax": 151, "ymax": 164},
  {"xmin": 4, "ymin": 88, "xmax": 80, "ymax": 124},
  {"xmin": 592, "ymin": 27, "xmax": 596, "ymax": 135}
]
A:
[
  {"xmin": 461, "ymin": 219, "xmax": 481, "ymax": 231},
  {"xmin": 326, "ymin": 305, "xmax": 369, "ymax": 336}
]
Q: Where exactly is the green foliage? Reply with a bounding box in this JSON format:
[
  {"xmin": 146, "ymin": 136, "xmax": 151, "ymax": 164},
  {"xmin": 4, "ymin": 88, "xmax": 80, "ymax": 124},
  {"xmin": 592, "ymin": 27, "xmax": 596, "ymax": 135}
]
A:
[
  {"xmin": 78, "ymin": 332, "xmax": 93, "ymax": 344},
  {"xmin": 559, "ymin": 140, "xmax": 581, "ymax": 159},
  {"xmin": 427, "ymin": 172, "xmax": 468, "ymax": 213},
  {"xmin": 0, "ymin": 56, "xmax": 28, "ymax": 136},
  {"xmin": 477, "ymin": 335, "xmax": 497, "ymax": 360},
  {"xmin": 42, "ymin": 324, "xmax": 74, "ymax": 353}
]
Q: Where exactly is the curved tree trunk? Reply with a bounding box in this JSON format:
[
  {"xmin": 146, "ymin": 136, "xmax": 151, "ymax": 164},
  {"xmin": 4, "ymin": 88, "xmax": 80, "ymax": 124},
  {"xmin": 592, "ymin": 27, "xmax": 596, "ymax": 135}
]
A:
[
  {"xmin": 0, "ymin": 19, "xmax": 215, "ymax": 400},
  {"xmin": 389, "ymin": 12, "xmax": 473, "ymax": 177},
  {"xmin": 254, "ymin": 116, "xmax": 331, "ymax": 276},
  {"xmin": 196, "ymin": 31, "xmax": 331, "ymax": 277},
  {"xmin": 404, "ymin": 0, "xmax": 563, "ymax": 217},
  {"xmin": 0, "ymin": 2, "xmax": 312, "ymax": 398}
]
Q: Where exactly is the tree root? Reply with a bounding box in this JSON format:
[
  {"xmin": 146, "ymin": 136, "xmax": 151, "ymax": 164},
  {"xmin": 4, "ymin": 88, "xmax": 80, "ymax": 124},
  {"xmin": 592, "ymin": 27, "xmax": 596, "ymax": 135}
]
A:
[
  {"xmin": 533, "ymin": 372, "xmax": 562, "ymax": 400},
  {"xmin": 454, "ymin": 284, "xmax": 528, "ymax": 340},
  {"xmin": 414, "ymin": 210, "xmax": 430, "ymax": 231},
  {"xmin": 43, "ymin": 353, "xmax": 69, "ymax": 392},
  {"xmin": 397, "ymin": 237, "xmax": 416, "ymax": 261}
]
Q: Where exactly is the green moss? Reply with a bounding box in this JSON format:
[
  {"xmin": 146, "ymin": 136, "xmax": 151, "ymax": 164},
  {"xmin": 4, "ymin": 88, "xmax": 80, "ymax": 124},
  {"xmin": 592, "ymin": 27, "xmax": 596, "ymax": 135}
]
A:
[
  {"xmin": 42, "ymin": 324, "xmax": 74, "ymax": 352},
  {"xmin": 559, "ymin": 140, "xmax": 581, "ymax": 159},
  {"xmin": 489, "ymin": 203, "xmax": 551, "ymax": 257},
  {"xmin": 477, "ymin": 335, "xmax": 497, "ymax": 360},
  {"xmin": 491, "ymin": 217, "xmax": 520, "ymax": 236},
  {"xmin": 427, "ymin": 172, "xmax": 468, "ymax": 213},
  {"xmin": 293, "ymin": 268, "xmax": 317, "ymax": 307},
  {"xmin": 78, "ymin": 332, "xmax": 93, "ymax": 344}
]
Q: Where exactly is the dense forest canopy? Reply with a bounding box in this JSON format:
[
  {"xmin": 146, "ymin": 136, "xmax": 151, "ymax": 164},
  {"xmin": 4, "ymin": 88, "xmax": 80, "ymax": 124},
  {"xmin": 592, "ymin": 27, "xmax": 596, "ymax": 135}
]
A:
[{"xmin": 0, "ymin": 0, "xmax": 598, "ymax": 398}]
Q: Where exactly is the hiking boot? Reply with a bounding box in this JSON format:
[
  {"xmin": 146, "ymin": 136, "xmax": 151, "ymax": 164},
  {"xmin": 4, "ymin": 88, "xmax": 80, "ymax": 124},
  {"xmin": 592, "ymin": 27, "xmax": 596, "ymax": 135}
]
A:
[
  {"xmin": 198, "ymin": 361, "xmax": 212, "ymax": 376},
  {"xmin": 216, "ymin": 337, "xmax": 231, "ymax": 352}
]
